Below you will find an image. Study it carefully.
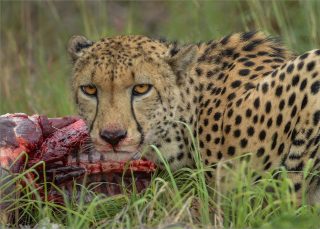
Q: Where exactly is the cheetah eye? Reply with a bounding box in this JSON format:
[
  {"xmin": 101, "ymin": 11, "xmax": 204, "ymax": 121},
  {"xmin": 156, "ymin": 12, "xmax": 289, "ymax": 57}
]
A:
[
  {"xmin": 132, "ymin": 84, "xmax": 152, "ymax": 96},
  {"xmin": 81, "ymin": 84, "xmax": 97, "ymax": 96}
]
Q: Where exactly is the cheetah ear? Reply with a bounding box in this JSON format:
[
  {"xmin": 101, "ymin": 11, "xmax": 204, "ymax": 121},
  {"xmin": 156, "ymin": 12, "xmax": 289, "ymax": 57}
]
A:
[
  {"xmin": 166, "ymin": 45, "xmax": 198, "ymax": 85},
  {"xmin": 67, "ymin": 35, "xmax": 94, "ymax": 63}
]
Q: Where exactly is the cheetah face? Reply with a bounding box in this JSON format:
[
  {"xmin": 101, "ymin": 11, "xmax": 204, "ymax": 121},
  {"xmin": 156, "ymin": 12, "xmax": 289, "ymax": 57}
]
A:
[{"xmin": 68, "ymin": 35, "xmax": 197, "ymax": 163}]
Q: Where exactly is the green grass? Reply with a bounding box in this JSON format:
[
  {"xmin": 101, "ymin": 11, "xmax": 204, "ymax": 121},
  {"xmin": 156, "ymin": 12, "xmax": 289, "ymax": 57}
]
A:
[
  {"xmin": 1, "ymin": 1, "xmax": 320, "ymax": 228},
  {"xmin": 1, "ymin": 146, "xmax": 320, "ymax": 228}
]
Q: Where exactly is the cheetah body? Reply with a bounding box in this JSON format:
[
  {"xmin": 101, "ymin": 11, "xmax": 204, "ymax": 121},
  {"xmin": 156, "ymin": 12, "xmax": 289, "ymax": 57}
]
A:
[{"xmin": 68, "ymin": 32, "xmax": 320, "ymax": 204}]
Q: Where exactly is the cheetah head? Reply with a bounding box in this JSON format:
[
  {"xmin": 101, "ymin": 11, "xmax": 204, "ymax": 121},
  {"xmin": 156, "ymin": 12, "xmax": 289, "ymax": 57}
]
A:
[{"xmin": 68, "ymin": 35, "xmax": 197, "ymax": 168}]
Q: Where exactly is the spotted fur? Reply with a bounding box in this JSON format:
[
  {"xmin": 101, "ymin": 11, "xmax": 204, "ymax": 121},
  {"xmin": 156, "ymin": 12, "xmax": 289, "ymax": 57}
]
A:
[{"xmin": 68, "ymin": 32, "xmax": 320, "ymax": 204}]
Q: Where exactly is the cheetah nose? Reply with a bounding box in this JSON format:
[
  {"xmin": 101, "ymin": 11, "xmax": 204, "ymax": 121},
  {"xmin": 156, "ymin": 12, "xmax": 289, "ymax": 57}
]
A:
[{"xmin": 100, "ymin": 129, "xmax": 127, "ymax": 147}]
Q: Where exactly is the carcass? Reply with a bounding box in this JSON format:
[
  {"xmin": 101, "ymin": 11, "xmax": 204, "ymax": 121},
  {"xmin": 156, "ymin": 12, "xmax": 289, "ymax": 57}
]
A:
[{"xmin": 0, "ymin": 113, "xmax": 156, "ymax": 222}]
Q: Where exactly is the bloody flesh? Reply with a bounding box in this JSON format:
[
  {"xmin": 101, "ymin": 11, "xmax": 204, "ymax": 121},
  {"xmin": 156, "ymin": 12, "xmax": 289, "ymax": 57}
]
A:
[{"xmin": 0, "ymin": 113, "xmax": 156, "ymax": 201}]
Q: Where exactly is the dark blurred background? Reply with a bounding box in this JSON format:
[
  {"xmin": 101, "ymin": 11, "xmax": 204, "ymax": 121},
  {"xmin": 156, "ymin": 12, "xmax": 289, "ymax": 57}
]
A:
[{"xmin": 1, "ymin": 0, "xmax": 319, "ymax": 116}]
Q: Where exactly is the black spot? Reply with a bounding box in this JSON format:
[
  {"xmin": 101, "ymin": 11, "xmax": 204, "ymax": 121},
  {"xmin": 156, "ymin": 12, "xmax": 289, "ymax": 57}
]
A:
[
  {"xmin": 297, "ymin": 61, "xmax": 304, "ymax": 70},
  {"xmin": 212, "ymin": 124, "xmax": 219, "ymax": 132},
  {"xmin": 288, "ymin": 161, "xmax": 304, "ymax": 172},
  {"xmin": 246, "ymin": 109, "xmax": 252, "ymax": 118},
  {"xmin": 195, "ymin": 67, "xmax": 203, "ymax": 76},
  {"xmin": 223, "ymin": 48, "xmax": 234, "ymax": 57},
  {"xmin": 300, "ymin": 79, "xmax": 307, "ymax": 91},
  {"xmin": 263, "ymin": 59, "xmax": 273, "ymax": 63},
  {"xmin": 243, "ymin": 39, "xmax": 263, "ymax": 52},
  {"xmin": 272, "ymin": 69, "xmax": 279, "ymax": 78},
  {"xmin": 264, "ymin": 162, "xmax": 272, "ymax": 170},
  {"xmin": 279, "ymin": 72, "xmax": 285, "ymax": 81},
  {"xmin": 247, "ymin": 126, "xmax": 255, "ymax": 136},
  {"xmin": 244, "ymin": 61, "xmax": 255, "ymax": 67},
  {"xmin": 277, "ymin": 143, "xmax": 285, "ymax": 155},
  {"xmin": 284, "ymin": 121, "xmax": 291, "ymax": 134},
  {"xmin": 227, "ymin": 92, "xmax": 236, "ymax": 101},
  {"xmin": 271, "ymin": 133, "xmax": 278, "ymax": 150},
  {"xmin": 206, "ymin": 134, "xmax": 211, "ymax": 142},
  {"xmin": 276, "ymin": 114, "xmax": 283, "ymax": 126},
  {"xmin": 259, "ymin": 130, "xmax": 266, "ymax": 141},
  {"xmin": 292, "ymin": 75, "xmax": 300, "ymax": 86},
  {"xmin": 206, "ymin": 149, "xmax": 212, "ymax": 156},
  {"xmin": 255, "ymin": 66, "xmax": 264, "ymax": 71},
  {"xmin": 168, "ymin": 156, "xmax": 175, "ymax": 164},
  {"xmin": 231, "ymin": 80, "xmax": 242, "ymax": 88},
  {"xmin": 288, "ymin": 93, "xmax": 296, "ymax": 106},
  {"xmin": 239, "ymin": 69, "xmax": 250, "ymax": 76},
  {"xmin": 286, "ymin": 64, "xmax": 294, "ymax": 73},
  {"xmin": 311, "ymin": 81, "xmax": 320, "ymax": 95},
  {"xmin": 233, "ymin": 129, "xmax": 241, "ymax": 138},
  {"xmin": 215, "ymin": 99, "xmax": 221, "ymax": 108},
  {"xmin": 217, "ymin": 151, "xmax": 223, "ymax": 160},
  {"xmin": 199, "ymin": 126, "xmax": 203, "ymax": 135},
  {"xmin": 228, "ymin": 146, "xmax": 236, "ymax": 156},
  {"xmin": 263, "ymin": 155, "xmax": 270, "ymax": 165},
  {"xmin": 177, "ymin": 152, "xmax": 184, "ymax": 160},
  {"xmin": 299, "ymin": 53, "xmax": 309, "ymax": 60},
  {"xmin": 244, "ymin": 82, "xmax": 255, "ymax": 90},
  {"xmin": 238, "ymin": 57, "xmax": 249, "ymax": 62},
  {"xmin": 235, "ymin": 115, "xmax": 242, "ymax": 125},
  {"xmin": 267, "ymin": 118, "xmax": 273, "ymax": 128},
  {"xmin": 241, "ymin": 31, "xmax": 256, "ymax": 41},
  {"xmin": 307, "ymin": 61, "xmax": 315, "ymax": 72},
  {"xmin": 214, "ymin": 112, "xmax": 221, "ymax": 121},
  {"xmin": 262, "ymin": 83, "xmax": 269, "ymax": 94},
  {"xmin": 254, "ymin": 98, "xmax": 260, "ymax": 109},
  {"xmin": 221, "ymin": 35, "xmax": 231, "ymax": 45},
  {"xmin": 291, "ymin": 105, "xmax": 297, "ymax": 118},
  {"xmin": 279, "ymin": 100, "xmax": 285, "ymax": 110},
  {"xmin": 214, "ymin": 138, "xmax": 220, "ymax": 144},
  {"xmin": 233, "ymin": 52, "xmax": 240, "ymax": 59},
  {"xmin": 227, "ymin": 109, "xmax": 234, "ymax": 118},
  {"xmin": 225, "ymin": 125, "xmax": 231, "ymax": 134},
  {"xmin": 236, "ymin": 99, "xmax": 243, "ymax": 107},
  {"xmin": 199, "ymin": 140, "xmax": 204, "ymax": 148},
  {"xmin": 265, "ymin": 101, "xmax": 272, "ymax": 113},
  {"xmin": 257, "ymin": 51, "xmax": 268, "ymax": 56},
  {"xmin": 313, "ymin": 110, "xmax": 320, "ymax": 125},
  {"xmin": 257, "ymin": 147, "xmax": 265, "ymax": 157},
  {"xmin": 207, "ymin": 70, "xmax": 214, "ymax": 78},
  {"xmin": 275, "ymin": 85, "xmax": 283, "ymax": 97},
  {"xmin": 240, "ymin": 138, "xmax": 248, "ymax": 148},
  {"xmin": 253, "ymin": 115, "xmax": 258, "ymax": 124},
  {"xmin": 292, "ymin": 139, "xmax": 305, "ymax": 146}
]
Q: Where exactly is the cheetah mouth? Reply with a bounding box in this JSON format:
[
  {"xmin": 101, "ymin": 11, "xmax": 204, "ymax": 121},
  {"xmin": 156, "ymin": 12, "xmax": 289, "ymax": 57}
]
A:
[{"xmin": 42, "ymin": 147, "xmax": 155, "ymax": 199}]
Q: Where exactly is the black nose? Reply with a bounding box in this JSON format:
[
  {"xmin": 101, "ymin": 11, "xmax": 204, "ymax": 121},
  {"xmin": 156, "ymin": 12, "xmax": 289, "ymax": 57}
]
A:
[{"xmin": 100, "ymin": 129, "xmax": 127, "ymax": 146}]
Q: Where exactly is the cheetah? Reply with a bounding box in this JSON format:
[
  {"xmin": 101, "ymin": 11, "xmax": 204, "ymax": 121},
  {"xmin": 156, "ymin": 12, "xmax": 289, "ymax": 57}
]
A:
[{"xmin": 67, "ymin": 32, "xmax": 320, "ymax": 204}]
